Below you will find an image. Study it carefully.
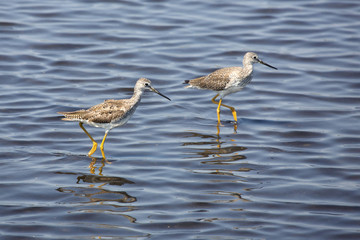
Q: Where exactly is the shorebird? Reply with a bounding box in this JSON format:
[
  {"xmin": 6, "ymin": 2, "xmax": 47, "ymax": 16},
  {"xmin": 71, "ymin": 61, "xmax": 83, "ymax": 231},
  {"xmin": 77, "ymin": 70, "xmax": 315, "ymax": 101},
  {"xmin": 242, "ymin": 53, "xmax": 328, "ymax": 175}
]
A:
[
  {"xmin": 184, "ymin": 52, "xmax": 277, "ymax": 127},
  {"xmin": 58, "ymin": 78, "xmax": 171, "ymax": 159}
]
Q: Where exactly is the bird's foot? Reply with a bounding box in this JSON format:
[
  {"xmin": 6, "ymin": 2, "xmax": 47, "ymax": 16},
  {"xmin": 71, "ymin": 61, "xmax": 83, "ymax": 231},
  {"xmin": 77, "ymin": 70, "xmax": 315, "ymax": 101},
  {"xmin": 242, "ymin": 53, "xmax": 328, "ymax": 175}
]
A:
[{"xmin": 87, "ymin": 142, "xmax": 98, "ymax": 156}]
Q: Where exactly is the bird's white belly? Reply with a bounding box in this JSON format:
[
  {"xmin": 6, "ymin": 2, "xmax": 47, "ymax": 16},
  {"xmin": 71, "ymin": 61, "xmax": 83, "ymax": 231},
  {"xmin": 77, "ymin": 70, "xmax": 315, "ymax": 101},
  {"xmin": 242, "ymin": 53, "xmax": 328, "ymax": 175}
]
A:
[
  {"xmin": 219, "ymin": 85, "xmax": 244, "ymax": 98},
  {"xmin": 220, "ymin": 75, "xmax": 252, "ymax": 98}
]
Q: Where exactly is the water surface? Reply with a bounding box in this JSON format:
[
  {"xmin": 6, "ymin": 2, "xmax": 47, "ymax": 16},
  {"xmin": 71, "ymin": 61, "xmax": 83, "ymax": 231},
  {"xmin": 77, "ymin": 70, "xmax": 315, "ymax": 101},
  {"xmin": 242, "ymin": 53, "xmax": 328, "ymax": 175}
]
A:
[{"xmin": 1, "ymin": 0, "xmax": 360, "ymax": 239}]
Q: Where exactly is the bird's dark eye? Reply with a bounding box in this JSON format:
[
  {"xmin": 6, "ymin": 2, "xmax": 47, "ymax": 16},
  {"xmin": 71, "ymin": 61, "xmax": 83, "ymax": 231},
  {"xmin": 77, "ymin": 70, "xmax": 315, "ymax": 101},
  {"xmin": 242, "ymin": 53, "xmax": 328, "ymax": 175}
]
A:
[
  {"xmin": 145, "ymin": 83, "xmax": 149, "ymax": 87},
  {"xmin": 253, "ymin": 56, "xmax": 257, "ymax": 59}
]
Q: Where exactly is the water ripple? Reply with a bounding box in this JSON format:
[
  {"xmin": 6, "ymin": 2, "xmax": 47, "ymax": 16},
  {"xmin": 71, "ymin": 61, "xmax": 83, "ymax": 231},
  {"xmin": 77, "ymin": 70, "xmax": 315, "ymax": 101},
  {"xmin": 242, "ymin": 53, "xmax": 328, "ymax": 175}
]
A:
[{"xmin": 1, "ymin": 0, "xmax": 360, "ymax": 239}]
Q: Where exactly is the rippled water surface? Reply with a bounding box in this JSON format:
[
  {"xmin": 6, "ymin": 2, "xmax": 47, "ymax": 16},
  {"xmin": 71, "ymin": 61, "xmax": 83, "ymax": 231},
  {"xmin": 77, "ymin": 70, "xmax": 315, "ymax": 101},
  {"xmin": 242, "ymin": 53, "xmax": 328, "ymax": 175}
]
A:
[{"xmin": 1, "ymin": 0, "xmax": 360, "ymax": 239}]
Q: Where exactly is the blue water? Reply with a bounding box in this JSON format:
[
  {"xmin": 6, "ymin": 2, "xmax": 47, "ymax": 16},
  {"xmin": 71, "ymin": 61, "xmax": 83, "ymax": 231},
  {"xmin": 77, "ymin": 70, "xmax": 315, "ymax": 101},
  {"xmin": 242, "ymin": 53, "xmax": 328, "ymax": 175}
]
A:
[{"xmin": 1, "ymin": 0, "xmax": 360, "ymax": 239}]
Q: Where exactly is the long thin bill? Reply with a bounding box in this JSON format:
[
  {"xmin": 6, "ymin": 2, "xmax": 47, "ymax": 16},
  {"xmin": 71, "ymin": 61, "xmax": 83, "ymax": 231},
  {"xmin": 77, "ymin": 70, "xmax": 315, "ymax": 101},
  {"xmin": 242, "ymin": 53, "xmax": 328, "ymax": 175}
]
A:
[
  {"xmin": 259, "ymin": 60, "xmax": 278, "ymax": 70},
  {"xmin": 151, "ymin": 87, "xmax": 171, "ymax": 101}
]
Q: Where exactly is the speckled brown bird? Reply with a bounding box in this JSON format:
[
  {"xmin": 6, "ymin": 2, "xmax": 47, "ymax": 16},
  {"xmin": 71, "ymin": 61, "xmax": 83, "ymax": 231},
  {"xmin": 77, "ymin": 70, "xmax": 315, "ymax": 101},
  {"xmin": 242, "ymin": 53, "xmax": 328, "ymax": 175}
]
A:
[
  {"xmin": 58, "ymin": 78, "xmax": 170, "ymax": 159},
  {"xmin": 184, "ymin": 52, "xmax": 277, "ymax": 126}
]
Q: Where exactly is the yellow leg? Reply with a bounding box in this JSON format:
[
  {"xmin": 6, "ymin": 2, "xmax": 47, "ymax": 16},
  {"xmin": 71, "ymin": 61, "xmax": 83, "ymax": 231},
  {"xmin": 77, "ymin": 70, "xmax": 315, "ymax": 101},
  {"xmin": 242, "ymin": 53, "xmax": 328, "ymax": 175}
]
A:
[
  {"xmin": 211, "ymin": 94, "xmax": 220, "ymax": 104},
  {"xmin": 79, "ymin": 122, "xmax": 98, "ymax": 156},
  {"xmin": 99, "ymin": 130, "xmax": 109, "ymax": 159},
  {"xmin": 220, "ymin": 102, "xmax": 238, "ymax": 133},
  {"xmin": 211, "ymin": 94, "xmax": 237, "ymax": 123},
  {"xmin": 211, "ymin": 94, "xmax": 222, "ymax": 125},
  {"xmin": 220, "ymin": 102, "xmax": 238, "ymax": 123},
  {"xmin": 216, "ymin": 99, "xmax": 222, "ymax": 125}
]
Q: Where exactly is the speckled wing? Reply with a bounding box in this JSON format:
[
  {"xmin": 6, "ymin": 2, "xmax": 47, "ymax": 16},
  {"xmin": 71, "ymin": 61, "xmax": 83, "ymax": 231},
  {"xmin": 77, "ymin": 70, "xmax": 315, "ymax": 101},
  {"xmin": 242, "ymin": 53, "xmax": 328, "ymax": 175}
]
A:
[
  {"xmin": 59, "ymin": 99, "xmax": 128, "ymax": 123},
  {"xmin": 85, "ymin": 100, "xmax": 128, "ymax": 123},
  {"xmin": 188, "ymin": 67, "xmax": 238, "ymax": 91}
]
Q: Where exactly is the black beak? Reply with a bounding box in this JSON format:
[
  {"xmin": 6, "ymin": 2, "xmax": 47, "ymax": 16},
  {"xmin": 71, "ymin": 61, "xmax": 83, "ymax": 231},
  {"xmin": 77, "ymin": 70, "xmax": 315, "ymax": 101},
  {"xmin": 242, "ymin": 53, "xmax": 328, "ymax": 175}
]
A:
[
  {"xmin": 150, "ymin": 87, "xmax": 171, "ymax": 101},
  {"xmin": 259, "ymin": 60, "xmax": 278, "ymax": 70}
]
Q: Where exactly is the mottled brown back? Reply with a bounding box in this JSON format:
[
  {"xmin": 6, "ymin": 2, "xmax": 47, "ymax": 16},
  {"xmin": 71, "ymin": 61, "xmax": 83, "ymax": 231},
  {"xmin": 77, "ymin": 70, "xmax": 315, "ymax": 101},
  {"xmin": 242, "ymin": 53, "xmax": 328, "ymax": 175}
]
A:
[
  {"xmin": 188, "ymin": 67, "xmax": 242, "ymax": 91},
  {"xmin": 58, "ymin": 99, "xmax": 130, "ymax": 123}
]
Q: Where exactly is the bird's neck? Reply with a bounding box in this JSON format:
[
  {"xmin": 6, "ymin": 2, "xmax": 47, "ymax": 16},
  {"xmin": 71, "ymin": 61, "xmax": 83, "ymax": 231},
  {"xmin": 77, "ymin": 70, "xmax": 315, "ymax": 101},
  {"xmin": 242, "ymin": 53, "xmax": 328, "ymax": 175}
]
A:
[
  {"xmin": 243, "ymin": 62, "xmax": 254, "ymax": 75},
  {"xmin": 130, "ymin": 89, "xmax": 143, "ymax": 102}
]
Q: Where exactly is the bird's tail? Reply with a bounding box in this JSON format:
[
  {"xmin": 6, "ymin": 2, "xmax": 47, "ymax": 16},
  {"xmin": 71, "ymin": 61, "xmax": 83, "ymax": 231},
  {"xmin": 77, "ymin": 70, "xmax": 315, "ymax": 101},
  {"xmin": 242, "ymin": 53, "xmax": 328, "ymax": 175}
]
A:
[{"xmin": 57, "ymin": 111, "xmax": 85, "ymax": 121}]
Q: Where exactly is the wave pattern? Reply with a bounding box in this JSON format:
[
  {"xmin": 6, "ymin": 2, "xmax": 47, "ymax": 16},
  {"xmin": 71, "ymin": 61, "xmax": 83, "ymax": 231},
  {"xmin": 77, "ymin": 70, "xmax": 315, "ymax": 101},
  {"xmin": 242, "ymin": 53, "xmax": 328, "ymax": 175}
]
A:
[{"xmin": 1, "ymin": 0, "xmax": 360, "ymax": 239}]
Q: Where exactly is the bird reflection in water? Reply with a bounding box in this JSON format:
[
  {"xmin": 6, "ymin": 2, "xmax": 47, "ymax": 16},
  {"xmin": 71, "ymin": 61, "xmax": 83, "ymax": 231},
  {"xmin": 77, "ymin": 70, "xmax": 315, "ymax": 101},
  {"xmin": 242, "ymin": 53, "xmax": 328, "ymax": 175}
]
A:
[
  {"xmin": 183, "ymin": 128, "xmax": 250, "ymax": 176},
  {"xmin": 183, "ymin": 129, "xmax": 252, "ymax": 204},
  {"xmin": 88, "ymin": 156, "xmax": 112, "ymax": 175},
  {"xmin": 56, "ymin": 173, "xmax": 137, "ymax": 224},
  {"xmin": 76, "ymin": 173, "xmax": 135, "ymax": 186},
  {"xmin": 210, "ymin": 191, "xmax": 251, "ymax": 204}
]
